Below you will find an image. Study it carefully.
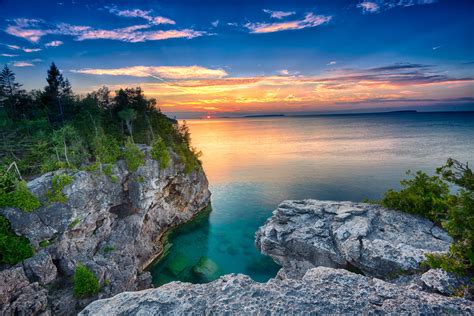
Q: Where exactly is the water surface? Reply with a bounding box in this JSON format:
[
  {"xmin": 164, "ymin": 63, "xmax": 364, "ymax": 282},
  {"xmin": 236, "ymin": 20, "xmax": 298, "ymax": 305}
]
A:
[{"xmin": 150, "ymin": 112, "xmax": 474, "ymax": 285}]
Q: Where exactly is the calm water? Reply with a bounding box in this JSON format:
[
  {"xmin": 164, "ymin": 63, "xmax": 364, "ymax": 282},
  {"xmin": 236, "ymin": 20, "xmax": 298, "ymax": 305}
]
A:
[{"xmin": 150, "ymin": 112, "xmax": 474, "ymax": 286}]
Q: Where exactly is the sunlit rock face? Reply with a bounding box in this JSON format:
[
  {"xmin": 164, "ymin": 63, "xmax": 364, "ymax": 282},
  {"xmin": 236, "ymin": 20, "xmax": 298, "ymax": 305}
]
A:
[
  {"xmin": 256, "ymin": 200, "xmax": 452, "ymax": 279},
  {"xmin": 0, "ymin": 146, "xmax": 211, "ymax": 315},
  {"xmin": 80, "ymin": 267, "xmax": 473, "ymax": 315}
]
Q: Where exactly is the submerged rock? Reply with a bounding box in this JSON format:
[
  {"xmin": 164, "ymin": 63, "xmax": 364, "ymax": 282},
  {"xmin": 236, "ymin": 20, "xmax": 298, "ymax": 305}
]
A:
[
  {"xmin": 80, "ymin": 267, "xmax": 473, "ymax": 315},
  {"xmin": 256, "ymin": 200, "xmax": 452, "ymax": 279},
  {"xmin": 0, "ymin": 146, "xmax": 211, "ymax": 315},
  {"xmin": 191, "ymin": 256, "xmax": 218, "ymax": 281}
]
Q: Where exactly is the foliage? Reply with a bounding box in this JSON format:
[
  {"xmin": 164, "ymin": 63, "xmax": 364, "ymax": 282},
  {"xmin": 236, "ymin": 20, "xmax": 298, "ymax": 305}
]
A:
[
  {"xmin": 39, "ymin": 240, "xmax": 50, "ymax": 248},
  {"xmin": 47, "ymin": 174, "xmax": 73, "ymax": 203},
  {"xmin": 380, "ymin": 159, "xmax": 473, "ymax": 276},
  {"xmin": 0, "ymin": 215, "xmax": 34, "ymax": 264},
  {"xmin": 103, "ymin": 245, "xmax": 115, "ymax": 253},
  {"xmin": 0, "ymin": 172, "xmax": 40, "ymax": 212},
  {"xmin": 123, "ymin": 138, "xmax": 144, "ymax": 172},
  {"xmin": 69, "ymin": 218, "xmax": 80, "ymax": 229},
  {"xmin": 381, "ymin": 170, "xmax": 450, "ymax": 224},
  {"xmin": 73, "ymin": 264, "xmax": 100, "ymax": 298},
  {"xmin": 0, "ymin": 65, "xmax": 201, "ymax": 181},
  {"xmin": 151, "ymin": 136, "xmax": 170, "ymax": 169}
]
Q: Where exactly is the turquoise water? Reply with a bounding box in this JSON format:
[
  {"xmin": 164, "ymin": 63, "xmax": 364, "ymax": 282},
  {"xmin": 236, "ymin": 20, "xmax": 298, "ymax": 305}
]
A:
[{"xmin": 150, "ymin": 112, "xmax": 474, "ymax": 286}]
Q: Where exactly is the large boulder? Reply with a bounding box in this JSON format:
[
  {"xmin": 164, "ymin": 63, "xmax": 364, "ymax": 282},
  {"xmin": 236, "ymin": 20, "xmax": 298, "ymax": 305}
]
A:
[
  {"xmin": 0, "ymin": 146, "xmax": 211, "ymax": 315},
  {"xmin": 79, "ymin": 267, "xmax": 473, "ymax": 315},
  {"xmin": 256, "ymin": 200, "xmax": 452, "ymax": 279}
]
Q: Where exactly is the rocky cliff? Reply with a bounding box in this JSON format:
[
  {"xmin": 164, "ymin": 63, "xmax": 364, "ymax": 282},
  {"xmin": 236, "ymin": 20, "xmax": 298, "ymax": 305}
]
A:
[
  {"xmin": 80, "ymin": 199, "xmax": 473, "ymax": 315},
  {"xmin": 0, "ymin": 146, "xmax": 211, "ymax": 315}
]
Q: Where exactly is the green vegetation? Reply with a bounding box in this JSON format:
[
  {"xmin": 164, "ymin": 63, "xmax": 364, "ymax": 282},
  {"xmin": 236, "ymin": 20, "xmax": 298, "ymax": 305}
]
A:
[
  {"xmin": 39, "ymin": 240, "xmax": 51, "ymax": 248},
  {"xmin": 47, "ymin": 174, "xmax": 73, "ymax": 203},
  {"xmin": 73, "ymin": 264, "xmax": 100, "ymax": 298},
  {"xmin": 0, "ymin": 171, "xmax": 40, "ymax": 212},
  {"xmin": 68, "ymin": 218, "xmax": 80, "ymax": 229},
  {"xmin": 0, "ymin": 64, "xmax": 202, "ymax": 178},
  {"xmin": 380, "ymin": 158, "xmax": 473, "ymax": 276},
  {"xmin": 103, "ymin": 245, "xmax": 115, "ymax": 253},
  {"xmin": 151, "ymin": 136, "xmax": 170, "ymax": 169},
  {"xmin": 123, "ymin": 138, "xmax": 144, "ymax": 171},
  {"xmin": 0, "ymin": 215, "xmax": 34, "ymax": 264}
]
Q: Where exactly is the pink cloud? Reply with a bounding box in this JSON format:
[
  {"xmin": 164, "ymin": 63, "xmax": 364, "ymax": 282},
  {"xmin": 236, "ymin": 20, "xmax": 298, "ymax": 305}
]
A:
[{"xmin": 246, "ymin": 13, "xmax": 332, "ymax": 33}]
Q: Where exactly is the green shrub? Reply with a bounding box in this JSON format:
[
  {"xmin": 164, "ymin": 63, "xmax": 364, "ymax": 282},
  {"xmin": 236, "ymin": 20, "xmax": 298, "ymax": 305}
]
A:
[
  {"xmin": 47, "ymin": 174, "xmax": 73, "ymax": 203},
  {"xmin": 103, "ymin": 245, "xmax": 115, "ymax": 253},
  {"xmin": 0, "ymin": 172, "xmax": 40, "ymax": 212},
  {"xmin": 123, "ymin": 138, "xmax": 144, "ymax": 172},
  {"xmin": 380, "ymin": 159, "xmax": 473, "ymax": 276},
  {"xmin": 173, "ymin": 143, "xmax": 202, "ymax": 174},
  {"xmin": 0, "ymin": 216, "xmax": 34, "ymax": 264},
  {"xmin": 381, "ymin": 170, "xmax": 450, "ymax": 224},
  {"xmin": 68, "ymin": 218, "xmax": 80, "ymax": 229},
  {"xmin": 93, "ymin": 130, "xmax": 121, "ymax": 164},
  {"xmin": 73, "ymin": 264, "xmax": 100, "ymax": 298},
  {"xmin": 39, "ymin": 240, "xmax": 50, "ymax": 248},
  {"xmin": 151, "ymin": 136, "xmax": 170, "ymax": 169}
]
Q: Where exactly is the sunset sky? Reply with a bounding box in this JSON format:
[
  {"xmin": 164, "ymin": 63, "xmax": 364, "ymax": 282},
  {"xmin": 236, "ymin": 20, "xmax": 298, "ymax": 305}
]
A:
[{"xmin": 1, "ymin": 0, "xmax": 473, "ymax": 116}]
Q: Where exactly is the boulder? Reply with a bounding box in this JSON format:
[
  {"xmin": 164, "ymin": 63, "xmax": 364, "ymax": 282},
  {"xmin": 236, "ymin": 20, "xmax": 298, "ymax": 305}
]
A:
[
  {"xmin": 22, "ymin": 251, "xmax": 57, "ymax": 285},
  {"xmin": 79, "ymin": 267, "xmax": 473, "ymax": 315},
  {"xmin": 256, "ymin": 200, "xmax": 452, "ymax": 279},
  {"xmin": 421, "ymin": 269, "xmax": 470, "ymax": 296}
]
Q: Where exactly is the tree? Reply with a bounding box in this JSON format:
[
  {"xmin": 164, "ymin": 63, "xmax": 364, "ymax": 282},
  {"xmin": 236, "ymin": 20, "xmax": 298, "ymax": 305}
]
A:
[
  {"xmin": 43, "ymin": 63, "xmax": 72, "ymax": 124},
  {"xmin": 0, "ymin": 65, "xmax": 27, "ymax": 120},
  {"xmin": 118, "ymin": 108, "xmax": 136, "ymax": 139}
]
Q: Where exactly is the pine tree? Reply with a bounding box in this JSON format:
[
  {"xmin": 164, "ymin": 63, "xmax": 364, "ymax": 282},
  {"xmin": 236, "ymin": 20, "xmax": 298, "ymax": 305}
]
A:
[
  {"xmin": 0, "ymin": 65, "xmax": 25, "ymax": 120},
  {"xmin": 43, "ymin": 63, "xmax": 72, "ymax": 124}
]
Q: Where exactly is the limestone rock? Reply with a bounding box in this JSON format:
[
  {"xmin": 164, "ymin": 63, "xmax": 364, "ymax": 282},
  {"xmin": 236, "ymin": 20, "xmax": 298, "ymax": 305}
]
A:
[
  {"xmin": 80, "ymin": 267, "xmax": 473, "ymax": 315},
  {"xmin": 0, "ymin": 146, "xmax": 211, "ymax": 315},
  {"xmin": 421, "ymin": 269, "xmax": 470, "ymax": 296},
  {"xmin": 256, "ymin": 200, "xmax": 452, "ymax": 279}
]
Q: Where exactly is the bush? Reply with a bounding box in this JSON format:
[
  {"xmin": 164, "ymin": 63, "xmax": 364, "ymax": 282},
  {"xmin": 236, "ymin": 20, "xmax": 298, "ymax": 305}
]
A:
[
  {"xmin": 0, "ymin": 172, "xmax": 40, "ymax": 212},
  {"xmin": 73, "ymin": 264, "xmax": 100, "ymax": 298},
  {"xmin": 47, "ymin": 174, "xmax": 73, "ymax": 203},
  {"xmin": 92, "ymin": 130, "xmax": 121, "ymax": 164},
  {"xmin": 380, "ymin": 159, "xmax": 473, "ymax": 276},
  {"xmin": 0, "ymin": 216, "xmax": 34, "ymax": 264},
  {"xmin": 151, "ymin": 136, "xmax": 170, "ymax": 169},
  {"xmin": 123, "ymin": 138, "xmax": 144, "ymax": 172},
  {"xmin": 173, "ymin": 143, "xmax": 202, "ymax": 174},
  {"xmin": 381, "ymin": 170, "xmax": 450, "ymax": 224}
]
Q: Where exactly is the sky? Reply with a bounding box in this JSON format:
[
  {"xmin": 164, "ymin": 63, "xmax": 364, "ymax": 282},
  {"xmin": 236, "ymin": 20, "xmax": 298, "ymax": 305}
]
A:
[{"xmin": 0, "ymin": 0, "xmax": 473, "ymax": 116}]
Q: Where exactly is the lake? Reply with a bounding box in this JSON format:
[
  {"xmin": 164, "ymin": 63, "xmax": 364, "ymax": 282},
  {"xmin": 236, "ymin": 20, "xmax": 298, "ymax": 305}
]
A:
[{"xmin": 149, "ymin": 111, "xmax": 474, "ymax": 285}]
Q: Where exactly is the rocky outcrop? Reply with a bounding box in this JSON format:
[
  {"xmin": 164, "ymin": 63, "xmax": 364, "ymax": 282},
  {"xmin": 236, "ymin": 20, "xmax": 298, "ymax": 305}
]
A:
[
  {"xmin": 80, "ymin": 266, "xmax": 473, "ymax": 315},
  {"xmin": 256, "ymin": 200, "xmax": 452, "ymax": 279},
  {"xmin": 0, "ymin": 146, "xmax": 211, "ymax": 315}
]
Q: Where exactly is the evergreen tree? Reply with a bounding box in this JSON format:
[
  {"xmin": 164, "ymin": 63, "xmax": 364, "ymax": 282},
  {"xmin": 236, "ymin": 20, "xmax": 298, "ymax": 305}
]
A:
[
  {"xmin": 0, "ymin": 65, "xmax": 23, "ymax": 120},
  {"xmin": 43, "ymin": 63, "xmax": 72, "ymax": 124}
]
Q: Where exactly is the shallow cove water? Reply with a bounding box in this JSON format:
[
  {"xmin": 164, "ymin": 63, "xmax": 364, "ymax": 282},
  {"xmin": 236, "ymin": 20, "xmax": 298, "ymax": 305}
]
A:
[{"xmin": 150, "ymin": 111, "xmax": 474, "ymax": 286}]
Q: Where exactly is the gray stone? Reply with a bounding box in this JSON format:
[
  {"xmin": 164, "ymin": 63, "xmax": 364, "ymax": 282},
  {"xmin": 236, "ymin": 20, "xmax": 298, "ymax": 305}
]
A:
[
  {"xmin": 421, "ymin": 269, "xmax": 470, "ymax": 296},
  {"xmin": 22, "ymin": 251, "xmax": 57, "ymax": 285},
  {"xmin": 256, "ymin": 200, "xmax": 452, "ymax": 279},
  {"xmin": 80, "ymin": 267, "xmax": 473, "ymax": 315}
]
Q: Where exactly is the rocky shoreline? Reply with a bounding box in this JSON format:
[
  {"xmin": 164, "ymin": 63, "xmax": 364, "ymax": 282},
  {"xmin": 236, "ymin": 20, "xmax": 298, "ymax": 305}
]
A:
[
  {"xmin": 81, "ymin": 200, "xmax": 473, "ymax": 314},
  {"xmin": 0, "ymin": 146, "xmax": 211, "ymax": 315}
]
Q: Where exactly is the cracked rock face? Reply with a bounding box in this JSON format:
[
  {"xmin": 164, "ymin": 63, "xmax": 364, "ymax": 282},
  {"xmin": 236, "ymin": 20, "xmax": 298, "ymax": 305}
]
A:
[
  {"xmin": 256, "ymin": 200, "xmax": 452, "ymax": 279},
  {"xmin": 79, "ymin": 267, "xmax": 473, "ymax": 315},
  {"xmin": 0, "ymin": 147, "xmax": 211, "ymax": 315}
]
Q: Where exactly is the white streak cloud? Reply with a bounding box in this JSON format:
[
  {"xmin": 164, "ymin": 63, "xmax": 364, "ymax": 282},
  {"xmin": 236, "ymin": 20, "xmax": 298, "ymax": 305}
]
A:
[
  {"xmin": 107, "ymin": 6, "xmax": 176, "ymax": 25},
  {"xmin": 263, "ymin": 9, "xmax": 296, "ymax": 19},
  {"xmin": 71, "ymin": 65, "xmax": 228, "ymax": 80},
  {"xmin": 45, "ymin": 40, "xmax": 63, "ymax": 47},
  {"xmin": 13, "ymin": 61, "xmax": 34, "ymax": 67},
  {"xmin": 246, "ymin": 12, "xmax": 332, "ymax": 34}
]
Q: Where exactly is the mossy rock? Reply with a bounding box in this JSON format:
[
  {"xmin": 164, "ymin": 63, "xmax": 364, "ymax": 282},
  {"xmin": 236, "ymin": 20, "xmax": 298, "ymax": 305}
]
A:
[
  {"xmin": 167, "ymin": 252, "xmax": 189, "ymax": 276},
  {"xmin": 191, "ymin": 256, "xmax": 218, "ymax": 281}
]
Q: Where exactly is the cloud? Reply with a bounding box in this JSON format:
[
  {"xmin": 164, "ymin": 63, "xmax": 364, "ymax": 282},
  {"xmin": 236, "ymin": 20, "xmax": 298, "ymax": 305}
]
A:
[
  {"xmin": 358, "ymin": 0, "xmax": 437, "ymax": 13},
  {"xmin": 45, "ymin": 40, "xmax": 63, "ymax": 47},
  {"xmin": 0, "ymin": 54, "xmax": 18, "ymax": 57},
  {"xmin": 211, "ymin": 20, "xmax": 219, "ymax": 27},
  {"xmin": 72, "ymin": 65, "xmax": 228, "ymax": 80},
  {"xmin": 263, "ymin": 9, "xmax": 296, "ymax": 19},
  {"xmin": 246, "ymin": 12, "xmax": 332, "ymax": 34},
  {"xmin": 432, "ymin": 45, "xmax": 442, "ymax": 50},
  {"xmin": 279, "ymin": 69, "xmax": 290, "ymax": 75},
  {"xmin": 89, "ymin": 62, "xmax": 472, "ymax": 112},
  {"xmin": 358, "ymin": 2, "xmax": 380, "ymax": 13},
  {"xmin": 23, "ymin": 48, "xmax": 42, "ymax": 52},
  {"xmin": 5, "ymin": 19, "xmax": 207, "ymax": 43},
  {"xmin": 13, "ymin": 61, "xmax": 34, "ymax": 67},
  {"xmin": 107, "ymin": 6, "xmax": 175, "ymax": 25},
  {"xmin": 3, "ymin": 44, "xmax": 42, "ymax": 52},
  {"xmin": 327, "ymin": 61, "xmax": 337, "ymax": 66}
]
